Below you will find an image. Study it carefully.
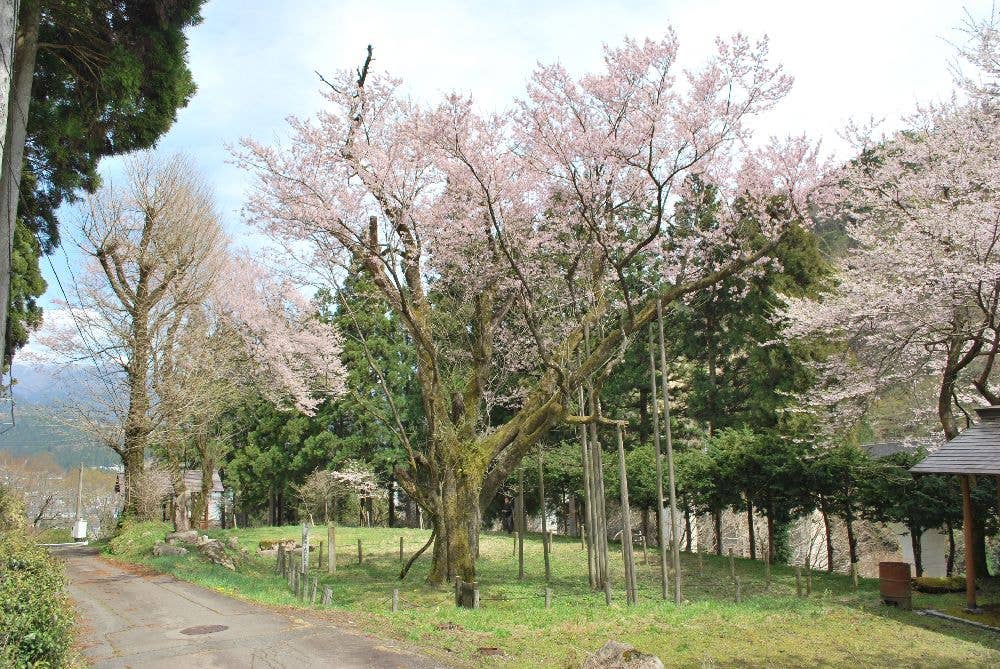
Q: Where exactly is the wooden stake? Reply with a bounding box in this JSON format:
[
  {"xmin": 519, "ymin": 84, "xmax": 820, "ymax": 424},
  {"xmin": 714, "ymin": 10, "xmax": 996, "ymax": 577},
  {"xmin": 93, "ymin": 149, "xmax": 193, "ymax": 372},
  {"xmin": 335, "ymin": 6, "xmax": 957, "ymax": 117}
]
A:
[
  {"xmin": 545, "ymin": 587, "xmax": 552, "ymax": 609},
  {"xmin": 399, "ymin": 536, "xmax": 404, "ymax": 563},
  {"xmin": 327, "ymin": 522, "xmax": 336, "ymax": 574},
  {"xmin": 392, "ymin": 588, "xmax": 399, "ymax": 612},
  {"xmin": 322, "ymin": 586, "xmax": 332, "ymax": 606},
  {"xmin": 357, "ymin": 538, "xmax": 363, "ymax": 565},
  {"xmin": 604, "ymin": 579, "xmax": 612, "ymax": 605}
]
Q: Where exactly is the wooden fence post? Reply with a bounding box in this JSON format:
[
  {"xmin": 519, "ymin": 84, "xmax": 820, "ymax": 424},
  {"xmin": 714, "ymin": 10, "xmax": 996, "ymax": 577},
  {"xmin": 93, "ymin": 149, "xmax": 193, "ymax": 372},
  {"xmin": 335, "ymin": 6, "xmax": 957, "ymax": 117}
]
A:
[
  {"xmin": 603, "ymin": 579, "xmax": 612, "ymax": 605},
  {"xmin": 311, "ymin": 576, "xmax": 318, "ymax": 604},
  {"xmin": 327, "ymin": 522, "xmax": 336, "ymax": 574},
  {"xmin": 454, "ymin": 577, "xmax": 462, "ymax": 606},
  {"xmin": 322, "ymin": 585, "xmax": 332, "ymax": 606},
  {"xmin": 805, "ymin": 555, "xmax": 812, "ymax": 596},
  {"xmin": 734, "ymin": 577, "xmax": 742, "ymax": 603},
  {"xmin": 472, "ymin": 583, "xmax": 480, "ymax": 610},
  {"xmin": 357, "ymin": 538, "xmax": 363, "ymax": 565},
  {"xmin": 392, "ymin": 588, "xmax": 399, "ymax": 612},
  {"xmin": 318, "ymin": 540, "xmax": 323, "ymax": 569},
  {"xmin": 301, "ymin": 523, "xmax": 310, "ymax": 577},
  {"xmin": 399, "ymin": 536, "xmax": 404, "ymax": 563}
]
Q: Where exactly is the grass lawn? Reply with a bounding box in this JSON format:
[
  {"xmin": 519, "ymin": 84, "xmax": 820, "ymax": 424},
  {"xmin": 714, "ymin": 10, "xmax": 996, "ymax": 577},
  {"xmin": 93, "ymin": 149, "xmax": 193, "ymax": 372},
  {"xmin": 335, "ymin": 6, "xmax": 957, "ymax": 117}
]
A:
[{"xmin": 104, "ymin": 522, "xmax": 1000, "ymax": 668}]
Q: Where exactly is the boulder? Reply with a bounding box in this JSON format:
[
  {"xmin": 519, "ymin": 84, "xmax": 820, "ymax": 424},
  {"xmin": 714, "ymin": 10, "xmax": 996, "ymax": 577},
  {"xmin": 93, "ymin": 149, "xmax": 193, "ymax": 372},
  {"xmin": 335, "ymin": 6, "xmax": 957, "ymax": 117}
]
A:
[
  {"xmin": 225, "ymin": 536, "xmax": 240, "ymax": 549},
  {"xmin": 153, "ymin": 542, "xmax": 188, "ymax": 557},
  {"xmin": 198, "ymin": 539, "xmax": 236, "ymax": 570},
  {"xmin": 196, "ymin": 534, "xmax": 211, "ymax": 546},
  {"xmin": 165, "ymin": 529, "xmax": 198, "ymax": 544},
  {"xmin": 581, "ymin": 641, "xmax": 664, "ymax": 669}
]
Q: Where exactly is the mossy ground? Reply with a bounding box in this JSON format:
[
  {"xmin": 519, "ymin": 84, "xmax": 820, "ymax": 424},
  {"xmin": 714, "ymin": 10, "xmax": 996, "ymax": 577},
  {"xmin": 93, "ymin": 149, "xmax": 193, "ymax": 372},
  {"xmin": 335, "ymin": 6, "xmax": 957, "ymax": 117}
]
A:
[{"xmin": 104, "ymin": 522, "xmax": 1000, "ymax": 668}]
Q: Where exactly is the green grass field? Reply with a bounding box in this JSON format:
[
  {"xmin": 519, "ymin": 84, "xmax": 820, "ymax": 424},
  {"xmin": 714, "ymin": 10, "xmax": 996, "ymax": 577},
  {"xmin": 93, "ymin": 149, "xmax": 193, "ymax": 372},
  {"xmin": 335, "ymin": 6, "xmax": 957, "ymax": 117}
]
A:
[{"xmin": 104, "ymin": 522, "xmax": 1000, "ymax": 668}]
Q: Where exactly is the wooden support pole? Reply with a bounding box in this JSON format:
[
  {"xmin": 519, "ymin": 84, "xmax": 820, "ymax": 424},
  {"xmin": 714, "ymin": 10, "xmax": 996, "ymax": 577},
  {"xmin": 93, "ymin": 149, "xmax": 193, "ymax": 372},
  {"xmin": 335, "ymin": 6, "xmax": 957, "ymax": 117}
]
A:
[
  {"xmin": 589, "ymin": 394, "xmax": 610, "ymax": 589},
  {"xmin": 656, "ymin": 304, "xmax": 682, "ymax": 604},
  {"xmin": 518, "ymin": 467, "xmax": 525, "ymax": 580},
  {"xmin": 961, "ymin": 474, "xmax": 979, "ymax": 612},
  {"xmin": 277, "ymin": 544, "xmax": 285, "ymax": 575},
  {"xmin": 301, "ymin": 523, "xmax": 310, "ymax": 576},
  {"xmin": 648, "ymin": 324, "xmax": 670, "ymax": 600},
  {"xmin": 579, "ymin": 385, "xmax": 596, "ymax": 589},
  {"xmin": 327, "ymin": 522, "xmax": 336, "ymax": 574},
  {"xmin": 538, "ymin": 444, "xmax": 551, "ymax": 582},
  {"xmin": 311, "ymin": 576, "xmax": 318, "ymax": 604},
  {"xmin": 615, "ymin": 424, "xmax": 638, "ymax": 605}
]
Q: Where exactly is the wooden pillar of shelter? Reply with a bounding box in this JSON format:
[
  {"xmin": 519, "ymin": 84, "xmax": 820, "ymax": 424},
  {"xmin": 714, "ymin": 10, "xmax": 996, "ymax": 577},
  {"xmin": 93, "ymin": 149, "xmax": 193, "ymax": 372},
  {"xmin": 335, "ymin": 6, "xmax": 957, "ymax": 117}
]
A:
[{"xmin": 961, "ymin": 475, "xmax": 979, "ymax": 612}]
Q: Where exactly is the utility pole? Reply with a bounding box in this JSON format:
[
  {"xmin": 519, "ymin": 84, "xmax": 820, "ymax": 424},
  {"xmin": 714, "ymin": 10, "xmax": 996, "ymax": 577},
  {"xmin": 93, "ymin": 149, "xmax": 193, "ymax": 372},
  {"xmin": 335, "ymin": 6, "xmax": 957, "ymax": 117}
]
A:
[{"xmin": 72, "ymin": 463, "xmax": 87, "ymax": 541}]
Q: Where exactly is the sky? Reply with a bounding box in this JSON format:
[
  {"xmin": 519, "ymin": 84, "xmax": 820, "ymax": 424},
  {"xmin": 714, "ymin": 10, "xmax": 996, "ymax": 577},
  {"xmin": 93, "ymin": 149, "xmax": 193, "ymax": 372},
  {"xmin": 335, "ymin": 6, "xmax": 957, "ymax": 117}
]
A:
[{"xmin": 36, "ymin": 0, "xmax": 998, "ymax": 313}]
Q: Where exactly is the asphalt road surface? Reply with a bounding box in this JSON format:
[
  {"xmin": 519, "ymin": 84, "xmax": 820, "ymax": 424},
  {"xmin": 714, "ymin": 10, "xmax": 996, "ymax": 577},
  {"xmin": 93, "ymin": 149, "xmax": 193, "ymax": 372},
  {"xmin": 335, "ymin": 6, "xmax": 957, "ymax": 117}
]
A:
[{"xmin": 53, "ymin": 544, "xmax": 448, "ymax": 668}]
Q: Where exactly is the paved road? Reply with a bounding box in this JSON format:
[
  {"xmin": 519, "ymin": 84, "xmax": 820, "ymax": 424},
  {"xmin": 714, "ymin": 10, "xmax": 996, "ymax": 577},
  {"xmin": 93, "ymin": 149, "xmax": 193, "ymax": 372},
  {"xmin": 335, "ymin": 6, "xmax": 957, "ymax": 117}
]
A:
[{"xmin": 53, "ymin": 545, "xmax": 448, "ymax": 669}]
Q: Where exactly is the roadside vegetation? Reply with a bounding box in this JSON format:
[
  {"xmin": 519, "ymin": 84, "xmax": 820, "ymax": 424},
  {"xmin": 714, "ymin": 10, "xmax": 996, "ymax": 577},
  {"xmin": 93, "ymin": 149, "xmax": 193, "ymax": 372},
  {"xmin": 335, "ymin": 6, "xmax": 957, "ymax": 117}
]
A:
[
  {"xmin": 0, "ymin": 486, "xmax": 74, "ymax": 668},
  {"xmin": 106, "ymin": 521, "xmax": 1000, "ymax": 668}
]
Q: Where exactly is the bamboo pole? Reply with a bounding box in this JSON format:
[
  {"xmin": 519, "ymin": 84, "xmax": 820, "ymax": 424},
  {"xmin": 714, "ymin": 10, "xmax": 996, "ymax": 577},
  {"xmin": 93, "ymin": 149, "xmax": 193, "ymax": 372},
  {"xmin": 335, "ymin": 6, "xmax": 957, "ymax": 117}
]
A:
[
  {"xmin": 648, "ymin": 324, "xmax": 670, "ymax": 600},
  {"xmin": 656, "ymin": 302, "xmax": 682, "ymax": 604}
]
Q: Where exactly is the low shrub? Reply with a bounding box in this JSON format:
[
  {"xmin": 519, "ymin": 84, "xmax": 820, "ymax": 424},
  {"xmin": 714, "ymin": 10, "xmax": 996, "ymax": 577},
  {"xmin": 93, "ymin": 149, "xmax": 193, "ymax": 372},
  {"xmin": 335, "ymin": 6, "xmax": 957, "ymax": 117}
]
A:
[
  {"xmin": 912, "ymin": 576, "xmax": 967, "ymax": 594},
  {"xmin": 107, "ymin": 520, "xmax": 172, "ymax": 560},
  {"xmin": 0, "ymin": 488, "xmax": 74, "ymax": 668}
]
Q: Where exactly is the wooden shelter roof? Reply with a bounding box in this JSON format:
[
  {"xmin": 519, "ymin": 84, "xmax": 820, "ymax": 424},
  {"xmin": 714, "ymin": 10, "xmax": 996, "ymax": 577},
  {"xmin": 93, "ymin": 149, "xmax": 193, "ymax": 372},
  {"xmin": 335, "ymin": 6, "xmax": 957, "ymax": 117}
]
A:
[{"xmin": 911, "ymin": 406, "xmax": 1000, "ymax": 476}]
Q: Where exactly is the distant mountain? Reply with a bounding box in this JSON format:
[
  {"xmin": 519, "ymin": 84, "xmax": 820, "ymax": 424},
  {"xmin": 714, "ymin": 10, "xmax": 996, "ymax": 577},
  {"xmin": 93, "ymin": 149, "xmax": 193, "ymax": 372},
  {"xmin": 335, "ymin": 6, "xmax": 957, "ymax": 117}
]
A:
[{"xmin": 0, "ymin": 363, "xmax": 116, "ymax": 468}]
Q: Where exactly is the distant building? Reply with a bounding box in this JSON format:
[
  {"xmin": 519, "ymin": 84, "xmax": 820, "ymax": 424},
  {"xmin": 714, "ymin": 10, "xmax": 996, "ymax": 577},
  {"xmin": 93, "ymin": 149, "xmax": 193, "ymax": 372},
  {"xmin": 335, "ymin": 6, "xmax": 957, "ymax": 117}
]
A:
[
  {"xmin": 863, "ymin": 441, "xmax": 949, "ymax": 577},
  {"xmin": 115, "ymin": 469, "xmax": 227, "ymax": 528}
]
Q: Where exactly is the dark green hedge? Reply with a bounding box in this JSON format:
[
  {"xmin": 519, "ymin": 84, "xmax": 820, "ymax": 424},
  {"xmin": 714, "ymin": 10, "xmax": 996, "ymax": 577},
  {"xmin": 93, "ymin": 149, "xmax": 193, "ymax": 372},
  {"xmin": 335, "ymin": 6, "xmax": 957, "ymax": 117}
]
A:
[{"xmin": 0, "ymin": 490, "xmax": 74, "ymax": 667}]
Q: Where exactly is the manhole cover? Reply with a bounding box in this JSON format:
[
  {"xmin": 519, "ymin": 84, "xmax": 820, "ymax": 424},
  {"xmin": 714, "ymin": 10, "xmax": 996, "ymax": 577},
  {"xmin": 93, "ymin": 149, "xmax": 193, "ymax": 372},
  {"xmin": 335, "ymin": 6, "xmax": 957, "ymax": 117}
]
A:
[{"xmin": 179, "ymin": 625, "xmax": 228, "ymax": 636}]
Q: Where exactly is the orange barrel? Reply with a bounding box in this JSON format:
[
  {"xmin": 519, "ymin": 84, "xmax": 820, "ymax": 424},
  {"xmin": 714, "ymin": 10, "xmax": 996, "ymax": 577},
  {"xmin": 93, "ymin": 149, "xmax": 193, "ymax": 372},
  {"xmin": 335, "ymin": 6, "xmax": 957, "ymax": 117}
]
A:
[{"xmin": 879, "ymin": 561, "xmax": 912, "ymax": 609}]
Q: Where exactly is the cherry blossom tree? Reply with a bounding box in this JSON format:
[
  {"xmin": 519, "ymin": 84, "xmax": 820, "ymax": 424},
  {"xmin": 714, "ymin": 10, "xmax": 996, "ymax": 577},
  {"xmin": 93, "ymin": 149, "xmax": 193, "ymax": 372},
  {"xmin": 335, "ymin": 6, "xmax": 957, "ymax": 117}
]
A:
[
  {"xmin": 239, "ymin": 32, "xmax": 822, "ymax": 582},
  {"xmin": 784, "ymin": 14, "xmax": 1000, "ymax": 441}
]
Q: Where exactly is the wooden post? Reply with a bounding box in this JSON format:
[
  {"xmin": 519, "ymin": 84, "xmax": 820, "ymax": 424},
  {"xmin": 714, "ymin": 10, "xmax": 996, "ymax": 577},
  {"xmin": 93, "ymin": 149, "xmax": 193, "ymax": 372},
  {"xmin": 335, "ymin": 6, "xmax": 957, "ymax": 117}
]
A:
[
  {"xmin": 656, "ymin": 305, "xmax": 683, "ymax": 605},
  {"xmin": 579, "ymin": 387, "xmax": 596, "ymax": 589},
  {"xmin": 472, "ymin": 583, "xmax": 480, "ymax": 610},
  {"xmin": 698, "ymin": 550, "xmax": 704, "ymax": 577},
  {"xmin": 648, "ymin": 324, "xmax": 670, "ymax": 600},
  {"xmin": 728, "ymin": 548, "xmax": 735, "ymax": 581},
  {"xmin": 392, "ymin": 588, "xmax": 399, "ymax": 612},
  {"xmin": 545, "ymin": 587, "xmax": 552, "ymax": 609},
  {"xmin": 615, "ymin": 424, "xmax": 638, "ymax": 605},
  {"xmin": 513, "ymin": 531, "xmax": 518, "ymax": 557},
  {"xmin": 961, "ymin": 475, "xmax": 979, "ymax": 611},
  {"xmin": 764, "ymin": 550, "xmax": 771, "ymax": 587},
  {"xmin": 734, "ymin": 577, "xmax": 742, "ymax": 603},
  {"xmin": 327, "ymin": 522, "xmax": 336, "ymax": 574},
  {"xmin": 311, "ymin": 576, "xmax": 318, "ymax": 604},
  {"xmin": 277, "ymin": 544, "xmax": 285, "ymax": 575},
  {"xmin": 322, "ymin": 586, "xmax": 332, "ymax": 606},
  {"xmin": 454, "ymin": 577, "xmax": 462, "ymax": 606},
  {"xmin": 805, "ymin": 555, "xmax": 812, "ymax": 596},
  {"xmin": 317, "ymin": 540, "xmax": 323, "ymax": 568},
  {"xmin": 538, "ymin": 445, "xmax": 551, "ymax": 583},
  {"xmin": 603, "ymin": 579, "xmax": 612, "ymax": 605},
  {"xmin": 301, "ymin": 523, "xmax": 310, "ymax": 576},
  {"xmin": 399, "ymin": 536, "xmax": 404, "ymax": 563},
  {"xmin": 641, "ymin": 532, "xmax": 649, "ymax": 566},
  {"xmin": 795, "ymin": 567, "xmax": 802, "ymax": 597},
  {"xmin": 517, "ymin": 467, "xmax": 525, "ymax": 580},
  {"xmin": 357, "ymin": 538, "xmax": 363, "ymax": 565}
]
